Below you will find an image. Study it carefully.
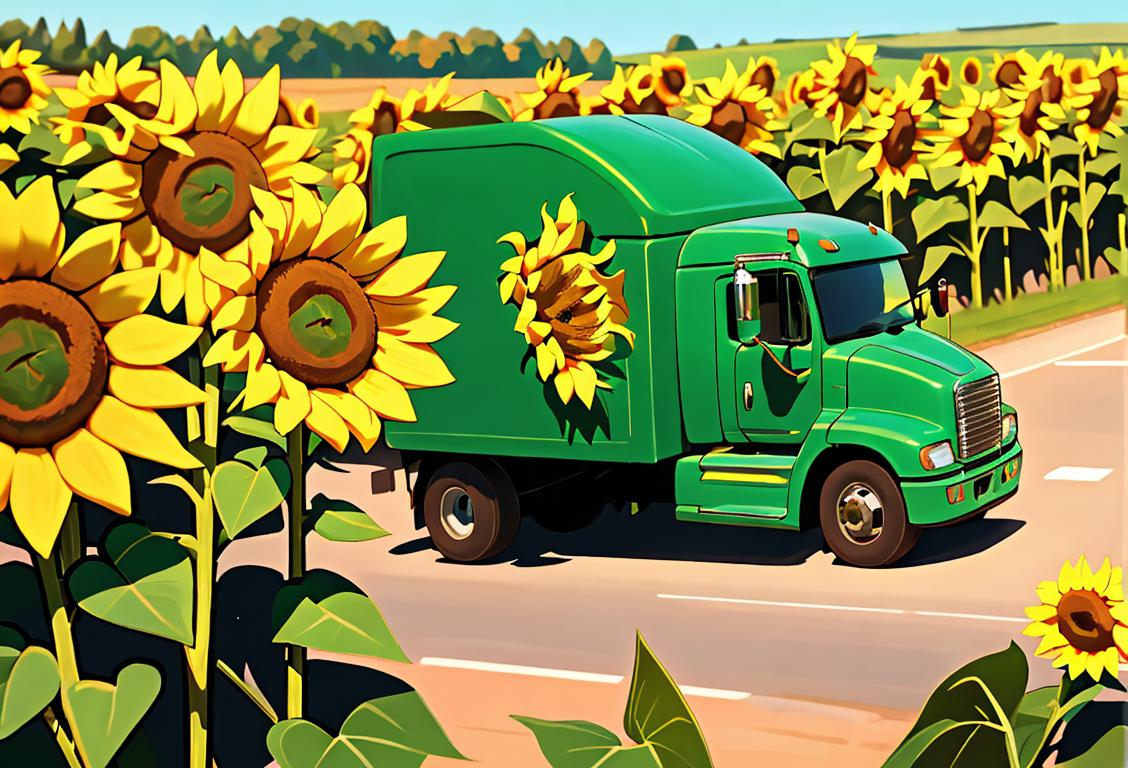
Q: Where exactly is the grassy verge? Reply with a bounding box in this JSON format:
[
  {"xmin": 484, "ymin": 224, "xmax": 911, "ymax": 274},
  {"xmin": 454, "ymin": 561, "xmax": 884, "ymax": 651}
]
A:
[{"xmin": 921, "ymin": 277, "xmax": 1127, "ymax": 346}]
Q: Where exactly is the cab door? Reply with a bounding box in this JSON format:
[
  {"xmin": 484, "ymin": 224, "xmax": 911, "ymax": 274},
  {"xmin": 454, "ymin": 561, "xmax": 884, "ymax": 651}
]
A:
[{"xmin": 730, "ymin": 267, "xmax": 822, "ymax": 444}]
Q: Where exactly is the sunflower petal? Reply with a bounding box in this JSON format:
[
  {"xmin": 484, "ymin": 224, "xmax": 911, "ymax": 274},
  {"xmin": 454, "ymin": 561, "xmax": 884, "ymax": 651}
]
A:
[
  {"xmin": 104, "ymin": 315, "xmax": 202, "ymax": 366},
  {"xmin": 1034, "ymin": 628, "xmax": 1069, "ymax": 656},
  {"xmin": 0, "ymin": 442, "xmax": 13, "ymax": 511},
  {"xmin": 52, "ymin": 223, "xmax": 123, "ymax": 291},
  {"xmin": 305, "ymin": 394, "xmax": 350, "ymax": 453},
  {"xmin": 310, "ymin": 184, "xmax": 366, "ymax": 258},
  {"xmin": 88, "ymin": 396, "xmax": 202, "ymax": 470},
  {"xmin": 374, "ymin": 335, "xmax": 454, "ymax": 388},
  {"xmin": 1025, "ymin": 604, "xmax": 1057, "ymax": 621},
  {"xmin": 274, "ymin": 371, "xmax": 312, "ymax": 435},
  {"xmin": 315, "ymin": 390, "xmax": 381, "ymax": 451},
  {"xmin": 229, "ymin": 65, "xmax": 281, "ymax": 147},
  {"xmin": 81, "ymin": 266, "xmax": 159, "ymax": 323},
  {"xmin": 52, "ymin": 428, "xmax": 131, "ymax": 516},
  {"xmin": 334, "ymin": 216, "xmax": 406, "ymax": 278},
  {"xmin": 1035, "ymin": 580, "xmax": 1062, "ymax": 607},
  {"xmin": 11, "ymin": 449, "xmax": 72, "ymax": 558},
  {"xmin": 108, "ymin": 365, "xmax": 207, "ymax": 409},
  {"xmin": 243, "ymin": 361, "xmax": 282, "ymax": 411},
  {"xmin": 351, "ymin": 369, "xmax": 416, "ymax": 422}
]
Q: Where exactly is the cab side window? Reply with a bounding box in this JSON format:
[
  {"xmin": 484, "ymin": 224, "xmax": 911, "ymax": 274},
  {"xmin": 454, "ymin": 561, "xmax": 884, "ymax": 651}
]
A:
[{"xmin": 758, "ymin": 270, "xmax": 810, "ymax": 345}]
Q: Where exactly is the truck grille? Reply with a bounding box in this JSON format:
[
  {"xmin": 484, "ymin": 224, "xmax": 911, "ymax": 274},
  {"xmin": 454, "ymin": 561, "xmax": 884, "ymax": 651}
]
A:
[{"xmin": 955, "ymin": 375, "xmax": 1002, "ymax": 459}]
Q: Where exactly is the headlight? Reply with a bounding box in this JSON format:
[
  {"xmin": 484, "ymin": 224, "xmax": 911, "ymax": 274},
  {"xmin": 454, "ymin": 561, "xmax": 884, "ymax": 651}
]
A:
[
  {"xmin": 1002, "ymin": 413, "xmax": 1017, "ymax": 442},
  {"xmin": 920, "ymin": 440, "xmax": 955, "ymax": 471}
]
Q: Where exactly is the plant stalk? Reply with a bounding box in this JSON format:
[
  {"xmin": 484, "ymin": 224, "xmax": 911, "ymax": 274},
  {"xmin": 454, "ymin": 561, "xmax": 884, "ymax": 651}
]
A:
[
  {"xmin": 1078, "ymin": 149, "xmax": 1092, "ymax": 281},
  {"xmin": 1003, "ymin": 227, "xmax": 1012, "ymax": 302},
  {"xmin": 881, "ymin": 187, "xmax": 893, "ymax": 233},
  {"xmin": 43, "ymin": 708, "xmax": 82, "ymax": 768},
  {"xmin": 1041, "ymin": 152, "xmax": 1062, "ymax": 290},
  {"xmin": 286, "ymin": 424, "xmax": 307, "ymax": 719},
  {"xmin": 968, "ymin": 185, "xmax": 983, "ymax": 309}
]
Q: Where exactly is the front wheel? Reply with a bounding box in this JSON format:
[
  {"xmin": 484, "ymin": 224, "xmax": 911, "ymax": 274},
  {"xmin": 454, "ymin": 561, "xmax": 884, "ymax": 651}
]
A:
[
  {"xmin": 423, "ymin": 460, "xmax": 521, "ymax": 562},
  {"xmin": 819, "ymin": 460, "xmax": 919, "ymax": 567}
]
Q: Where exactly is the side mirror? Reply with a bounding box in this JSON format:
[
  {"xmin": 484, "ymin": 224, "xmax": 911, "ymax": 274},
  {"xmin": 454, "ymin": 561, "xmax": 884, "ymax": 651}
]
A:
[
  {"xmin": 935, "ymin": 278, "xmax": 950, "ymax": 318},
  {"xmin": 734, "ymin": 267, "xmax": 761, "ymax": 343}
]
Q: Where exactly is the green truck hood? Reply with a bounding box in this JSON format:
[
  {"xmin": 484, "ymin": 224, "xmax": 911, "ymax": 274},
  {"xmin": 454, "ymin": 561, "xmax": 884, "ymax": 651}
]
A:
[{"xmin": 859, "ymin": 328, "xmax": 976, "ymax": 376}]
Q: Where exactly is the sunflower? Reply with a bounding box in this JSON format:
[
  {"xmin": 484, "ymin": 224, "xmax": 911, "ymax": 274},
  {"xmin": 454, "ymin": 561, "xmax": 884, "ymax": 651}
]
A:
[
  {"xmin": 960, "ymin": 56, "xmax": 983, "ymax": 86},
  {"xmin": 808, "ymin": 33, "xmax": 879, "ymax": 140},
  {"xmin": 998, "ymin": 51, "xmax": 1068, "ymax": 162},
  {"xmin": 779, "ymin": 69, "xmax": 818, "ymax": 114},
  {"xmin": 927, "ymin": 85, "xmax": 1010, "ymax": 193},
  {"xmin": 686, "ymin": 59, "xmax": 784, "ymax": 157},
  {"xmin": 397, "ymin": 74, "xmax": 460, "ymax": 130},
  {"xmin": 202, "ymin": 183, "xmax": 457, "ymax": 452},
  {"xmin": 858, "ymin": 76, "xmax": 935, "ymax": 199},
  {"xmin": 277, "ymin": 94, "xmax": 319, "ymax": 129},
  {"xmin": 0, "ymin": 177, "xmax": 204, "ymax": 558},
  {"xmin": 497, "ymin": 194, "xmax": 633, "ymax": 408},
  {"xmin": 65, "ymin": 51, "xmax": 324, "ymax": 323},
  {"xmin": 1024, "ymin": 556, "xmax": 1127, "ymax": 682},
  {"xmin": 515, "ymin": 58, "xmax": 599, "ymax": 121},
  {"xmin": 649, "ymin": 55, "xmax": 692, "ymax": 108},
  {"xmin": 0, "ymin": 144, "xmax": 16, "ymax": 174},
  {"xmin": 916, "ymin": 54, "xmax": 952, "ymax": 101},
  {"xmin": 53, "ymin": 54, "xmax": 161, "ymax": 158},
  {"xmin": 331, "ymin": 127, "xmax": 374, "ymax": 189},
  {"xmin": 990, "ymin": 52, "xmax": 1029, "ymax": 89},
  {"xmin": 1068, "ymin": 47, "xmax": 1128, "ymax": 156},
  {"xmin": 0, "ymin": 40, "xmax": 51, "ymax": 135},
  {"xmin": 598, "ymin": 65, "xmax": 666, "ymax": 115}
]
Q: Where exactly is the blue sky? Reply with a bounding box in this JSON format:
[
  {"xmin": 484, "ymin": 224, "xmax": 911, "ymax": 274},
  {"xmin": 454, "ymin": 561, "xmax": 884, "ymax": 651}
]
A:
[{"xmin": 14, "ymin": 1, "xmax": 1128, "ymax": 54}]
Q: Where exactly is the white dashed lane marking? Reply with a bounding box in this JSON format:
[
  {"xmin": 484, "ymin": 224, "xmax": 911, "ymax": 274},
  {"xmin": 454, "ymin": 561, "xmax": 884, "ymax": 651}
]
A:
[
  {"xmin": 1054, "ymin": 360, "xmax": 1128, "ymax": 367},
  {"xmin": 657, "ymin": 593, "xmax": 1028, "ymax": 624},
  {"xmin": 1043, "ymin": 466, "xmax": 1114, "ymax": 482}
]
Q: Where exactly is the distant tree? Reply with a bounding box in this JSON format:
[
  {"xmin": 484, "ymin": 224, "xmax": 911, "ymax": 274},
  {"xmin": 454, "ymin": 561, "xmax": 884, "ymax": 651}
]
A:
[
  {"xmin": 584, "ymin": 39, "xmax": 613, "ymax": 78},
  {"xmin": 666, "ymin": 34, "xmax": 697, "ymax": 52}
]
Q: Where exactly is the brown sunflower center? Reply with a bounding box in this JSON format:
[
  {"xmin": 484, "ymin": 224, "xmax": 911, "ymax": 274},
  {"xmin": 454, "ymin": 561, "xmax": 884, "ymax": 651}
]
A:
[
  {"xmin": 663, "ymin": 68, "xmax": 687, "ymax": 96},
  {"xmin": 882, "ymin": 110, "xmax": 916, "ymax": 168},
  {"xmin": 1086, "ymin": 69, "xmax": 1119, "ymax": 130},
  {"xmin": 372, "ymin": 102, "xmax": 399, "ymax": 136},
  {"xmin": 140, "ymin": 131, "xmax": 267, "ymax": 254},
  {"xmin": 1020, "ymin": 90, "xmax": 1045, "ymax": 137},
  {"xmin": 0, "ymin": 67, "xmax": 31, "ymax": 110},
  {"xmin": 1040, "ymin": 66, "xmax": 1064, "ymax": 104},
  {"xmin": 836, "ymin": 57, "xmax": 869, "ymax": 107},
  {"xmin": 920, "ymin": 76, "xmax": 938, "ymax": 102},
  {"xmin": 960, "ymin": 109, "xmax": 995, "ymax": 162},
  {"xmin": 256, "ymin": 259, "xmax": 377, "ymax": 387},
  {"xmin": 711, "ymin": 100, "xmax": 748, "ymax": 144},
  {"xmin": 1056, "ymin": 589, "xmax": 1116, "ymax": 653},
  {"xmin": 0, "ymin": 281, "xmax": 107, "ymax": 447},
  {"xmin": 85, "ymin": 95, "xmax": 159, "ymax": 126},
  {"xmin": 536, "ymin": 91, "xmax": 581, "ymax": 120},
  {"xmin": 628, "ymin": 93, "xmax": 667, "ymax": 115},
  {"xmin": 962, "ymin": 60, "xmax": 982, "ymax": 86},
  {"xmin": 995, "ymin": 60, "xmax": 1024, "ymax": 88},
  {"xmin": 751, "ymin": 64, "xmax": 776, "ymax": 94}
]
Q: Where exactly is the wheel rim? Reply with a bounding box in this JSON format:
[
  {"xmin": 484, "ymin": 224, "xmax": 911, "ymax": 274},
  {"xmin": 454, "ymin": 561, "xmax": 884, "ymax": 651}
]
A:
[
  {"xmin": 440, "ymin": 487, "xmax": 475, "ymax": 540},
  {"xmin": 836, "ymin": 482, "xmax": 884, "ymax": 545}
]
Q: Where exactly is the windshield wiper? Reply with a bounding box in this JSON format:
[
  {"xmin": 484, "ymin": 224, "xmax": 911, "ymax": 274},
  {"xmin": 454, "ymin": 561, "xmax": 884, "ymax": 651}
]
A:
[{"xmin": 852, "ymin": 296, "xmax": 916, "ymax": 335}]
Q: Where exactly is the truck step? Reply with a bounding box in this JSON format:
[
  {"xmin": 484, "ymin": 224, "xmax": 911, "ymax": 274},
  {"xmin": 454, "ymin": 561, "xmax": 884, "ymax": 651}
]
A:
[{"xmin": 674, "ymin": 450, "xmax": 796, "ymax": 527}]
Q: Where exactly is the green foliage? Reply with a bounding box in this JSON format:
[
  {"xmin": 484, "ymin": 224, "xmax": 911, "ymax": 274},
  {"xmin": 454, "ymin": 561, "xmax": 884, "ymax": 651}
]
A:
[
  {"xmin": 213, "ymin": 460, "xmax": 286, "ymax": 540},
  {"xmin": 1068, "ymin": 182, "xmax": 1107, "ymax": 228},
  {"xmin": 978, "ymin": 201, "xmax": 1028, "ymax": 231},
  {"xmin": 272, "ymin": 570, "xmax": 408, "ymax": 661},
  {"xmin": 912, "ymin": 197, "xmax": 969, "ymax": 242},
  {"xmin": 223, "ymin": 415, "xmax": 287, "ymax": 451},
  {"xmin": 0, "ymin": 644, "xmax": 60, "ymax": 739},
  {"xmin": 64, "ymin": 663, "xmax": 161, "ymax": 768},
  {"xmin": 308, "ymin": 494, "xmax": 390, "ymax": 542},
  {"xmin": 513, "ymin": 718, "xmax": 661, "ymax": 767},
  {"xmin": 267, "ymin": 692, "xmax": 464, "ymax": 767},
  {"xmin": 786, "ymin": 166, "xmax": 826, "ymax": 201},
  {"xmin": 1008, "ymin": 176, "xmax": 1045, "ymax": 215},
  {"xmin": 822, "ymin": 146, "xmax": 872, "ymax": 211},
  {"xmin": 1058, "ymin": 725, "xmax": 1127, "ymax": 767},
  {"xmin": 69, "ymin": 523, "xmax": 195, "ymax": 645}
]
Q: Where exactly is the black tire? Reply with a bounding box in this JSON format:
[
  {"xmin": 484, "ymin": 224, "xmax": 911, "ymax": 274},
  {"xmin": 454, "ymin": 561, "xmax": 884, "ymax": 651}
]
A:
[
  {"xmin": 423, "ymin": 460, "xmax": 521, "ymax": 562},
  {"xmin": 819, "ymin": 459, "xmax": 919, "ymax": 567}
]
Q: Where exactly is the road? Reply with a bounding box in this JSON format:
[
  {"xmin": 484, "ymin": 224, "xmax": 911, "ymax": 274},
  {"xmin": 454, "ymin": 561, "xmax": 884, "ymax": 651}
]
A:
[{"xmin": 229, "ymin": 309, "xmax": 1128, "ymax": 764}]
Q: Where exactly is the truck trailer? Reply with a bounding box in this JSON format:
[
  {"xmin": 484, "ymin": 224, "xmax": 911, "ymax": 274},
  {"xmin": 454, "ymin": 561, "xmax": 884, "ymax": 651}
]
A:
[{"xmin": 372, "ymin": 114, "xmax": 1023, "ymax": 567}]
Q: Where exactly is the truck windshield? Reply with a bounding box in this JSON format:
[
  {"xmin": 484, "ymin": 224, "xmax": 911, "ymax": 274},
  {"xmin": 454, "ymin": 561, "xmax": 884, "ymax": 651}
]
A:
[{"xmin": 811, "ymin": 258, "xmax": 914, "ymax": 342}]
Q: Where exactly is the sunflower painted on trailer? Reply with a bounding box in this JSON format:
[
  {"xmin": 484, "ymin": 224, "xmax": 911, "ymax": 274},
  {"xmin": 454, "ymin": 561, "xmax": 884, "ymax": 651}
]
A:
[
  {"xmin": 0, "ymin": 178, "xmax": 205, "ymax": 558},
  {"xmin": 858, "ymin": 75, "xmax": 935, "ymax": 199},
  {"xmin": 203, "ymin": 183, "xmax": 458, "ymax": 452},
  {"xmin": 0, "ymin": 40, "xmax": 51, "ymax": 136},
  {"xmin": 53, "ymin": 54, "xmax": 161, "ymax": 161},
  {"xmin": 515, "ymin": 58, "xmax": 600, "ymax": 121},
  {"xmin": 1068, "ymin": 47, "xmax": 1128, "ymax": 156},
  {"xmin": 648, "ymin": 55, "xmax": 692, "ymax": 108},
  {"xmin": 807, "ymin": 33, "xmax": 879, "ymax": 141},
  {"xmin": 1025, "ymin": 556, "xmax": 1127, "ymax": 682},
  {"xmin": 498, "ymin": 194, "xmax": 633, "ymax": 409},
  {"xmin": 927, "ymin": 85, "xmax": 1010, "ymax": 193},
  {"xmin": 60, "ymin": 51, "xmax": 324, "ymax": 324},
  {"xmin": 598, "ymin": 64, "xmax": 666, "ymax": 116},
  {"xmin": 998, "ymin": 50, "xmax": 1069, "ymax": 163},
  {"xmin": 686, "ymin": 59, "xmax": 784, "ymax": 158}
]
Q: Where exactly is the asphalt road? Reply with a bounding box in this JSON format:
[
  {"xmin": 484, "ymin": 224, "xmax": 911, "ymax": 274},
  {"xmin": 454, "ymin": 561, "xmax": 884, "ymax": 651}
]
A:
[{"xmin": 231, "ymin": 309, "xmax": 1126, "ymax": 714}]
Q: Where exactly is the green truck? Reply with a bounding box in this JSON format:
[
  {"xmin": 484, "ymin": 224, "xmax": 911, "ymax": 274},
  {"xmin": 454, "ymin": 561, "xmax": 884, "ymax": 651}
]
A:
[{"xmin": 373, "ymin": 114, "xmax": 1023, "ymax": 567}]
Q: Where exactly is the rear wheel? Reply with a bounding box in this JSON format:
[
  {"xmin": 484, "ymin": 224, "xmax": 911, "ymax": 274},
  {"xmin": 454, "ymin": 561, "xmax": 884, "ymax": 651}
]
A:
[
  {"xmin": 423, "ymin": 460, "xmax": 521, "ymax": 562},
  {"xmin": 819, "ymin": 460, "xmax": 919, "ymax": 567}
]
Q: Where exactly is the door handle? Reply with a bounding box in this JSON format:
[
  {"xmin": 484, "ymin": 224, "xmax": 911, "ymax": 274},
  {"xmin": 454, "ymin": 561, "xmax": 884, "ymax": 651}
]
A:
[{"xmin": 743, "ymin": 382, "xmax": 753, "ymax": 410}]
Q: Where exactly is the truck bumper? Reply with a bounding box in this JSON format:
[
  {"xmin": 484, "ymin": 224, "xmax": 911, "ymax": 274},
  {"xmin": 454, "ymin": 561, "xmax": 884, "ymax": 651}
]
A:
[{"xmin": 901, "ymin": 440, "xmax": 1022, "ymax": 526}]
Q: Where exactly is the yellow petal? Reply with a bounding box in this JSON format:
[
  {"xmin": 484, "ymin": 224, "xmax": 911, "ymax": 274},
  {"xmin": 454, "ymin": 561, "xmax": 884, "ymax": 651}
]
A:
[
  {"xmin": 1092, "ymin": 558, "xmax": 1113, "ymax": 594},
  {"xmin": 309, "ymin": 184, "xmax": 366, "ymax": 258},
  {"xmin": 52, "ymin": 428, "xmax": 131, "ymax": 516},
  {"xmin": 314, "ymin": 390, "xmax": 381, "ymax": 451},
  {"xmin": 104, "ymin": 315, "xmax": 202, "ymax": 366},
  {"xmin": 81, "ymin": 266, "xmax": 159, "ymax": 323},
  {"xmin": 334, "ymin": 216, "xmax": 406, "ymax": 278},
  {"xmin": 554, "ymin": 369, "xmax": 574, "ymax": 404},
  {"xmin": 1025, "ymin": 604, "xmax": 1057, "ymax": 621},
  {"xmin": 1034, "ymin": 628, "xmax": 1069, "ymax": 656},
  {"xmin": 390, "ymin": 314, "xmax": 459, "ymax": 344},
  {"xmin": 305, "ymin": 394, "xmax": 350, "ymax": 453},
  {"xmin": 514, "ymin": 298, "xmax": 537, "ymax": 333},
  {"xmin": 88, "ymin": 396, "xmax": 201, "ymax": 470},
  {"xmin": 11, "ymin": 449, "xmax": 71, "ymax": 558},
  {"xmin": 211, "ymin": 295, "xmax": 257, "ymax": 332},
  {"xmin": 350, "ymin": 369, "xmax": 416, "ymax": 422},
  {"xmin": 1034, "ymin": 581, "xmax": 1062, "ymax": 607},
  {"xmin": 199, "ymin": 248, "xmax": 254, "ymax": 294},
  {"xmin": 1067, "ymin": 649, "xmax": 1088, "ymax": 680},
  {"xmin": 75, "ymin": 159, "xmax": 144, "ymax": 194},
  {"xmin": 1084, "ymin": 652, "xmax": 1106, "ymax": 682},
  {"xmin": 535, "ymin": 344, "xmax": 555, "ymax": 380},
  {"xmin": 572, "ymin": 362, "xmax": 598, "ymax": 408},
  {"xmin": 374, "ymin": 335, "xmax": 454, "ymax": 387},
  {"xmin": 281, "ymin": 182, "xmax": 323, "ymax": 260},
  {"xmin": 15, "ymin": 177, "xmax": 64, "ymax": 277},
  {"xmin": 274, "ymin": 371, "xmax": 311, "ymax": 435},
  {"xmin": 52, "ymin": 223, "xmax": 122, "ymax": 291},
  {"xmin": 108, "ymin": 365, "xmax": 207, "ymax": 409},
  {"xmin": 1114, "ymin": 624, "xmax": 1128, "ymax": 657},
  {"xmin": 367, "ymin": 251, "xmax": 445, "ymax": 298},
  {"xmin": 243, "ymin": 361, "xmax": 282, "ymax": 410},
  {"xmin": 229, "ymin": 65, "xmax": 281, "ymax": 147},
  {"xmin": 0, "ymin": 441, "xmax": 13, "ymax": 511},
  {"xmin": 499, "ymin": 272, "xmax": 518, "ymax": 303},
  {"xmin": 193, "ymin": 51, "xmax": 226, "ymax": 131}
]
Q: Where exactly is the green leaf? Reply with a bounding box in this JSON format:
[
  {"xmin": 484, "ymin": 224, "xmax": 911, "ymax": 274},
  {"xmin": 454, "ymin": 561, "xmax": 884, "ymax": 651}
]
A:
[
  {"xmin": 785, "ymin": 165, "xmax": 826, "ymax": 201},
  {"xmin": 919, "ymin": 245, "xmax": 962, "ymax": 284},
  {"xmin": 309, "ymin": 494, "xmax": 389, "ymax": 542},
  {"xmin": 1058, "ymin": 725, "xmax": 1127, "ymax": 767},
  {"xmin": 927, "ymin": 164, "xmax": 962, "ymax": 192},
  {"xmin": 1052, "ymin": 168, "xmax": 1079, "ymax": 189},
  {"xmin": 1011, "ymin": 685, "xmax": 1057, "ymax": 766},
  {"xmin": 65, "ymin": 663, "xmax": 161, "ymax": 768},
  {"xmin": 307, "ymin": 432, "xmax": 323, "ymax": 455},
  {"xmin": 1102, "ymin": 246, "xmax": 1126, "ymax": 273},
  {"xmin": 892, "ymin": 642, "xmax": 1027, "ymax": 768},
  {"xmin": 912, "ymin": 196, "xmax": 969, "ymax": 241},
  {"xmin": 1086, "ymin": 151, "xmax": 1120, "ymax": 178},
  {"xmin": 222, "ymin": 415, "xmax": 286, "ymax": 451},
  {"xmin": 624, "ymin": 632, "xmax": 713, "ymax": 768},
  {"xmin": 1068, "ymin": 182, "xmax": 1108, "ymax": 228},
  {"xmin": 1049, "ymin": 134, "xmax": 1080, "ymax": 158},
  {"xmin": 234, "ymin": 446, "xmax": 269, "ymax": 468},
  {"xmin": 69, "ymin": 523, "xmax": 194, "ymax": 645},
  {"xmin": 512, "ymin": 716, "xmax": 661, "ymax": 768},
  {"xmin": 266, "ymin": 457, "xmax": 292, "ymax": 499},
  {"xmin": 882, "ymin": 718, "xmax": 972, "ymax": 768},
  {"xmin": 978, "ymin": 200, "xmax": 1030, "ymax": 231},
  {"xmin": 272, "ymin": 570, "xmax": 408, "ymax": 661},
  {"xmin": 268, "ymin": 692, "xmax": 464, "ymax": 768},
  {"xmin": 0, "ymin": 645, "xmax": 60, "ymax": 739},
  {"xmin": 1008, "ymin": 176, "xmax": 1046, "ymax": 214},
  {"xmin": 822, "ymin": 145, "xmax": 872, "ymax": 210},
  {"xmin": 213, "ymin": 460, "xmax": 285, "ymax": 540},
  {"xmin": 784, "ymin": 107, "xmax": 835, "ymax": 146}
]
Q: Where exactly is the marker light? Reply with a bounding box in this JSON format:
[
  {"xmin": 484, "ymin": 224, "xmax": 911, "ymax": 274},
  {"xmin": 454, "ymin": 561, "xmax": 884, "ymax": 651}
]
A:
[
  {"xmin": 817, "ymin": 239, "xmax": 839, "ymax": 252},
  {"xmin": 946, "ymin": 484, "xmax": 965, "ymax": 504},
  {"xmin": 1002, "ymin": 413, "xmax": 1017, "ymax": 442},
  {"xmin": 787, "ymin": 228, "xmax": 800, "ymax": 245},
  {"xmin": 920, "ymin": 440, "xmax": 955, "ymax": 471}
]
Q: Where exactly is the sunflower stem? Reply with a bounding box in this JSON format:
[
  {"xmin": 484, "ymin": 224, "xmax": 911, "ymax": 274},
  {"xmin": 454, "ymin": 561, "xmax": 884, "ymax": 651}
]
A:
[
  {"xmin": 1041, "ymin": 152, "xmax": 1062, "ymax": 291},
  {"xmin": 1078, "ymin": 149, "xmax": 1092, "ymax": 282},
  {"xmin": 285, "ymin": 424, "xmax": 307, "ymax": 719},
  {"xmin": 968, "ymin": 185, "xmax": 983, "ymax": 309},
  {"xmin": 881, "ymin": 187, "xmax": 893, "ymax": 233},
  {"xmin": 43, "ymin": 707, "xmax": 82, "ymax": 768}
]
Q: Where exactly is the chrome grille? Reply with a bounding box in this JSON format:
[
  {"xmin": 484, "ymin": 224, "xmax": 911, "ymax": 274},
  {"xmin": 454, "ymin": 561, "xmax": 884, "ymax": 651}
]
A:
[{"xmin": 955, "ymin": 375, "xmax": 1002, "ymax": 459}]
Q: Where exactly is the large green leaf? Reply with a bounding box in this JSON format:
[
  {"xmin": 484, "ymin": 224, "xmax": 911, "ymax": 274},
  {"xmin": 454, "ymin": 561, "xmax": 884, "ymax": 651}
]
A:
[
  {"xmin": 69, "ymin": 523, "xmax": 194, "ymax": 644},
  {"xmin": 309, "ymin": 494, "xmax": 390, "ymax": 543},
  {"xmin": 891, "ymin": 642, "xmax": 1028, "ymax": 767},
  {"xmin": 272, "ymin": 570, "xmax": 407, "ymax": 661},
  {"xmin": 213, "ymin": 460, "xmax": 285, "ymax": 540},
  {"xmin": 1051, "ymin": 168, "xmax": 1080, "ymax": 189},
  {"xmin": 919, "ymin": 245, "xmax": 962, "ymax": 285},
  {"xmin": 513, "ymin": 717, "xmax": 660, "ymax": 768},
  {"xmin": 927, "ymin": 164, "xmax": 962, "ymax": 192},
  {"xmin": 978, "ymin": 200, "xmax": 1029, "ymax": 231},
  {"xmin": 883, "ymin": 719, "xmax": 972, "ymax": 768},
  {"xmin": 0, "ymin": 644, "xmax": 60, "ymax": 739},
  {"xmin": 222, "ymin": 415, "xmax": 286, "ymax": 451},
  {"xmin": 1102, "ymin": 246, "xmax": 1126, "ymax": 273},
  {"xmin": 784, "ymin": 107, "xmax": 835, "ymax": 146},
  {"xmin": 65, "ymin": 663, "xmax": 161, "ymax": 768},
  {"xmin": 785, "ymin": 165, "xmax": 826, "ymax": 201},
  {"xmin": 1085, "ymin": 151, "xmax": 1120, "ymax": 178},
  {"xmin": 1068, "ymin": 182, "xmax": 1108, "ymax": 227},
  {"xmin": 912, "ymin": 196, "xmax": 969, "ymax": 242},
  {"xmin": 822, "ymin": 145, "xmax": 872, "ymax": 210},
  {"xmin": 1058, "ymin": 725, "xmax": 1127, "ymax": 767},
  {"xmin": 268, "ymin": 692, "xmax": 464, "ymax": 768},
  {"xmin": 1011, "ymin": 685, "xmax": 1057, "ymax": 767},
  {"xmin": 624, "ymin": 632, "xmax": 712, "ymax": 768},
  {"xmin": 1049, "ymin": 134, "xmax": 1080, "ymax": 159},
  {"xmin": 1009, "ymin": 175, "xmax": 1046, "ymax": 214}
]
